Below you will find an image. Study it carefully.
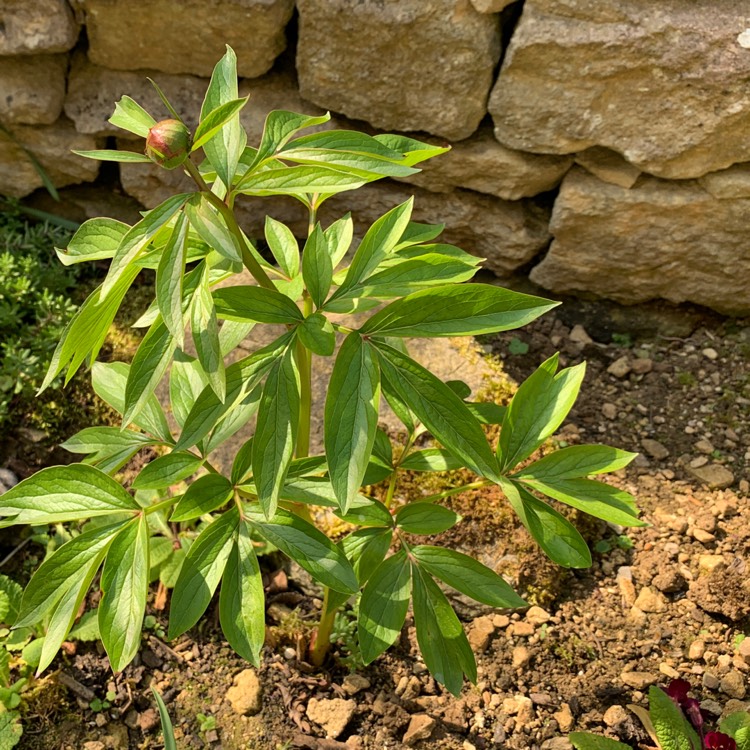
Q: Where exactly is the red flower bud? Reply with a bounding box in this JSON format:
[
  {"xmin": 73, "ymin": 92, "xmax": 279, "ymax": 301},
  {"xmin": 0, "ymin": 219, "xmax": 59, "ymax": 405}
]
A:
[{"xmin": 145, "ymin": 119, "xmax": 191, "ymax": 169}]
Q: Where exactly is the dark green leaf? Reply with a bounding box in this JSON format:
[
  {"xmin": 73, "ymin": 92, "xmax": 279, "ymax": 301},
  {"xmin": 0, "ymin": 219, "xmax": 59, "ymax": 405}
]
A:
[
  {"xmin": 298, "ymin": 312, "xmax": 335, "ymax": 356},
  {"xmin": 335, "ymin": 495, "xmax": 393, "ymax": 528},
  {"xmin": 213, "ymin": 285, "xmax": 303, "ymax": 324},
  {"xmin": 358, "ymin": 549, "xmax": 411, "ymax": 664},
  {"xmin": 168, "ymin": 508, "xmax": 239, "ymax": 638},
  {"xmin": 248, "ymin": 110, "xmax": 331, "ymax": 170},
  {"xmin": 302, "ymin": 224, "xmax": 333, "ymax": 309},
  {"xmin": 399, "ymin": 448, "xmax": 464, "ymax": 472},
  {"xmin": 171, "ymin": 474, "xmax": 234, "ymax": 521},
  {"xmin": 236, "ymin": 164, "xmax": 373, "ymax": 197},
  {"xmin": 341, "ymin": 528, "xmax": 393, "ymax": 587},
  {"xmin": 395, "ymin": 504, "xmax": 461, "ymax": 535},
  {"xmin": 191, "ymin": 265, "xmax": 226, "ymax": 402},
  {"xmin": 514, "ymin": 445, "xmax": 637, "ymax": 481},
  {"xmin": 132, "ymin": 452, "xmax": 204, "ymax": 490},
  {"xmin": 156, "ymin": 212, "xmax": 189, "ymax": 346},
  {"xmin": 152, "ymin": 688, "xmax": 177, "ymax": 750},
  {"xmin": 184, "ymin": 194, "xmax": 242, "ymax": 263},
  {"xmin": 264, "ymin": 216, "xmax": 299, "ymax": 278}
]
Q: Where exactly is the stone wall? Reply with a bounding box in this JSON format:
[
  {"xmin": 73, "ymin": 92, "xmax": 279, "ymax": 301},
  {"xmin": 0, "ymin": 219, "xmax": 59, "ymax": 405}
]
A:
[{"xmin": 1, "ymin": 0, "xmax": 749, "ymax": 315}]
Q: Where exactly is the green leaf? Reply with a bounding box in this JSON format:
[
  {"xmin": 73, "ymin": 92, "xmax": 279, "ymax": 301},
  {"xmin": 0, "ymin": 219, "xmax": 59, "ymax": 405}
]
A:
[
  {"xmin": 515, "ymin": 445, "xmax": 638, "ymax": 481},
  {"xmin": 109, "ymin": 95, "xmax": 157, "ymax": 138},
  {"xmin": 0, "ymin": 575, "xmax": 22, "ymax": 626},
  {"xmin": 247, "ymin": 507, "xmax": 358, "ymax": 594},
  {"xmin": 394, "ymin": 221, "xmax": 445, "ymax": 250},
  {"xmin": 124, "ymin": 320, "xmax": 176, "ymax": 426},
  {"xmin": 184, "ymin": 194, "xmax": 242, "ymax": 263},
  {"xmin": 411, "ymin": 545, "xmax": 526, "ymax": 608},
  {"xmin": 399, "ymin": 448, "xmax": 464, "ymax": 472},
  {"xmin": 373, "ymin": 133, "xmax": 450, "ymax": 166},
  {"xmin": 200, "ymin": 46, "xmax": 246, "ymax": 189},
  {"xmin": 219, "ymin": 522, "xmax": 264, "ymax": 666},
  {"xmin": 156, "ymin": 212, "xmax": 189, "ymax": 346},
  {"xmin": 132, "ymin": 452, "xmax": 204, "ymax": 490},
  {"xmin": 281, "ymin": 146, "xmax": 418, "ymax": 179},
  {"xmin": 341, "ymin": 528, "xmax": 393, "ymax": 587},
  {"xmin": 500, "ymin": 479, "xmax": 591, "ymax": 569},
  {"xmin": 99, "ymin": 516, "xmax": 149, "ymax": 672},
  {"xmin": 411, "ymin": 564, "xmax": 475, "ymax": 696},
  {"xmin": 358, "ymin": 549, "xmax": 411, "ymax": 664},
  {"xmin": 252, "ymin": 346, "xmax": 300, "ymax": 518},
  {"xmin": 302, "ymin": 224, "xmax": 333, "ymax": 309},
  {"xmin": 498, "ymin": 355, "xmax": 587, "ymax": 471},
  {"xmin": 324, "ymin": 213, "xmax": 353, "ymax": 267},
  {"xmin": 168, "ymin": 508, "xmax": 239, "ymax": 638},
  {"xmin": 520, "ymin": 477, "xmax": 645, "ymax": 527},
  {"xmin": 467, "ymin": 402, "xmax": 507, "ymax": 425},
  {"xmin": 721, "ymin": 713, "xmax": 750, "ymax": 750},
  {"xmin": 568, "ymin": 733, "xmax": 633, "ymax": 750},
  {"xmin": 332, "ymin": 198, "xmax": 413, "ymax": 297},
  {"xmin": 191, "ymin": 265, "xmax": 226, "ymax": 402},
  {"xmin": 231, "ymin": 438, "xmax": 254, "ymax": 485},
  {"xmin": 335, "ymin": 495, "xmax": 393, "ymax": 528},
  {"xmin": 373, "ymin": 342, "xmax": 500, "ymax": 483},
  {"xmin": 56, "ymin": 217, "xmax": 129, "ymax": 266},
  {"xmin": 16, "ymin": 522, "xmax": 123, "ymax": 628},
  {"xmin": 92, "ymin": 361, "xmax": 172, "ymax": 442},
  {"xmin": 152, "ymin": 688, "xmax": 177, "ymax": 750},
  {"xmin": 72, "ymin": 149, "xmax": 153, "ymax": 163},
  {"xmin": 68, "ymin": 609, "xmax": 101, "ymax": 642},
  {"xmin": 61, "ymin": 427, "xmax": 155, "ymax": 465},
  {"xmin": 325, "ymin": 334, "xmax": 380, "ymax": 513},
  {"xmin": 169, "ymin": 353, "xmax": 209, "ymax": 428},
  {"xmin": 264, "ymin": 216, "xmax": 299, "ymax": 277},
  {"xmin": 236, "ymin": 164, "xmax": 373, "ymax": 197},
  {"xmin": 192, "ymin": 96, "xmax": 249, "ymax": 152},
  {"xmin": 0, "ymin": 711, "xmax": 23, "ymax": 749},
  {"xmin": 0, "ymin": 465, "xmax": 138, "ymax": 526},
  {"xmin": 171, "ymin": 474, "xmax": 234, "ymax": 522},
  {"xmin": 219, "ymin": 319, "xmax": 256, "ymax": 356},
  {"xmin": 0, "ymin": 646, "xmax": 10, "ymax": 686},
  {"xmin": 395, "ymin": 504, "xmax": 461, "ymax": 535},
  {"xmin": 298, "ymin": 312, "xmax": 335, "ymax": 356},
  {"xmin": 649, "ymin": 686, "xmax": 702, "ymax": 750},
  {"xmin": 204, "ymin": 383, "xmax": 262, "ymax": 454},
  {"xmin": 102, "ymin": 193, "xmax": 189, "ymax": 298},
  {"xmin": 212, "ymin": 285, "xmax": 304, "ymax": 324},
  {"xmin": 360, "ymin": 284, "xmax": 558, "ymax": 338}
]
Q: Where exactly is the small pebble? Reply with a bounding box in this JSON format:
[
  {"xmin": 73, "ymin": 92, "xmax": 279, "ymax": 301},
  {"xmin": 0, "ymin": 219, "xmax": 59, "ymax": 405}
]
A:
[{"xmin": 702, "ymin": 348, "xmax": 719, "ymax": 360}]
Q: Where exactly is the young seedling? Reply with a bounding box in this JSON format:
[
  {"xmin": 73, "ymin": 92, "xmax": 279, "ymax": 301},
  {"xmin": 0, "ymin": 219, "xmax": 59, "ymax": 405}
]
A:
[{"xmin": 0, "ymin": 47, "xmax": 643, "ymax": 696}]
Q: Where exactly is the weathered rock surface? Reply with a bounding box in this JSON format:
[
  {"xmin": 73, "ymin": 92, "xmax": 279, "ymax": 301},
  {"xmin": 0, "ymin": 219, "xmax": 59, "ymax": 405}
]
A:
[
  {"xmin": 471, "ymin": 0, "xmax": 516, "ymax": 11},
  {"xmin": 306, "ymin": 698, "xmax": 356, "ymax": 739},
  {"xmin": 0, "ymin": 0, "xmax": 79, "ymax": 54},
  {"xmin": 396, "ymin": 126, "xmax": 572, "ymax": 200},
  {"xmin": 297, "ymin": 0, "xmax": 501, "ymax": 141},
  {"xmin": 489, "ymin": 0, "xmax": 750, "ymax": 179},
  {"xmin": 0, "ymin": 119, "xmax": 101, "ymax": 198},
  {"xmin": 225, "ymin": 669, "xmax": 262, "ymax": 715},
  {"xmin": 530, "ymin": 168, "xmax": 750, "ymax": 315},
  {"xmin": 575, "ymin": 147, "xmax": 641, "ymax": 189},
  {"xmin": 83, "ymin": 0, "xmax": 295, "ymax": 77},
  {"xmin": 699, "ymin": 163, "xmax": 750, "ymax": 199},
  {"xmin": 0, "ymin": 54, "xmax": 67, "ymax": 124},
  {"xmin": 65, "ymin": 54, "xmax": 209, "ymax": 137}
]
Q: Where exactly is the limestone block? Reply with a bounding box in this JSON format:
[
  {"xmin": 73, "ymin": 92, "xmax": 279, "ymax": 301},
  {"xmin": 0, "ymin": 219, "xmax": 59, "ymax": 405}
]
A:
[
  {"xmin": 0, "ymin": 0, "xmax": 79, "ymax": 54},
  {"xmin": 471, "ymin": 0, "xmax": 516, "ymax": 11},
  {"xmin": 0, "ymin": 55, "xmax": 67, "ymax": 125},
  {"xmin": 65, "ymin": 54, "xmax": 208, "ymax": 138},
  {"xmin": 396, "ymin": 126, "xmax": 571, "ymax": 200},
  {"xmin": 575, "ymin": 147, "xmax": 641, "ymax": 189},
  {"xmin": 297, "ymin": 0, "xmax": 501, "ymax": 141},
  {"xmin": 530, "ymin": 167, "xmax": 750, "ymax": 315},
  {"xmin": 489, "ymin": 0, "xmax": 750, "ymax": 179},
  {"xmin": 698, "ymin": 163, "xmax": 750, "ymax": 199},
  {"xmin": 0, "ymin": 119, "xmax": 101, "ymax": 198},
  {"xmin": 83, "ymin": 0, "xmax": 295, "ymax": 77}
]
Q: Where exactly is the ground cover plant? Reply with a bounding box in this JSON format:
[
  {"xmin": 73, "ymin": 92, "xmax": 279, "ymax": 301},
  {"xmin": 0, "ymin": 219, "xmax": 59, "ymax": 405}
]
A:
[{"xmin": 0, "ymin": 47, "xmax": 644, "ymax": 699}]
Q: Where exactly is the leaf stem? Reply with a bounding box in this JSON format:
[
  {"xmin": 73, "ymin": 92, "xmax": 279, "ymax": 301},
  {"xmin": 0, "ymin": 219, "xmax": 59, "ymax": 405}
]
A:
[
  {"xmin": 183, "ymin": 158, "xmax": 276, "ymax": 291},
  {"xmin": 295, "ymin": 294, "xmax": 314, "ymax": 460},
  {"xmin": 419, "ymin": 480, "xmax": 492, "ymax": 504}
]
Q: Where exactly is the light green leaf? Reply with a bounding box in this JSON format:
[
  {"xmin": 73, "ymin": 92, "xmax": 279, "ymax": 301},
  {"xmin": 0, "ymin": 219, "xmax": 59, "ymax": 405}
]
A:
[
  {"xmin": 251, "ymin": 346, "xmax": 300, "ymax": 518},
  {"xmin": 16, "ymin": 522, "xmax": 123, "ymax": 629},
  {"xmin": 204, "ymin": 382, "xmax": 262, "ymax": 454},
  {"xmin": 219, "ymin": 319, "xmax": 256, "ymax": 356},
  {"xmin": 247, "ymin": 507, "xmax": 358, "ymax": 594},
  {"xmin": 0, "ymin": 465, "xmax": 138, "ymax": 526},
  {"xmin": 335, "ymin": 495, "xmax": 393, "ymax": 528},
  {"xmin": 298, "ymin": 312, "xmax": 335, "ymax": 356},
  {"xmin": 521, "ymin": 477, "xmax": 645, "ymax": 527},
  {"xmin": 236, "ymin": 164, "xmax": 374, "ymax": 198},
  {"xmin": 168, "ymin": 508, "xmax": 239, "ymax": 638},
  {"xmin": 498, "ymin": 355, "xmax": 587, "ymax": 471},
  {"xmin": 264, "ymin": 216, "xmax": 299, "ymax": 277},
  {"xmin": 411, "ymin": 545, "xmax": 526, "ymax": 608},
  {"xmin": 411, "ymin": 564, "xmax": 476, "ymax": 697},
  {"xmin": 56, "ymin": 217, "xmax": 129, "ymax": 266},
  {"xmin": 219, "ymin": 522, "xmax": 265, "ymax": 666},
  {"xmin": 325, "ymin": 334, "xmax": 380, "ymax": 513},
  {"xmin": 399, "ymin": 448, "xmax": 464, "ymax": 472},
  {"xmin": 568, "ymin": 733, "xmax": 633, "ymax": 750},
  {"xmin": 373, "ymin": 133, "xmax": 450, "ymax": 166},
  {"xmin": 124, "ymin": 320, "xmax": 176, "ymax": 427},
  {"xmin": 171, "ymin": 474, "xmax": 233, "ymax": 521},
  {"xmin": 500, "ymin": 479, "xmax": 591, "ymax": 569},
  {"xmin": 169, "ymin": 353, "xmax": 209, "ymax": 428},
  {"xmin": 200, "ymin": 46, "xmax": 246, "ymax": 189},
  {"xmin": 649, "ymin": 686, "xmax": 702, "ymax": 750},
  {"xmin": 152, "ymin": 688, "xmax": 177, "ymax": 750},
  {"xmin": 132, "ymin": 452, "xmax": 204, "ymax": 490},
  {"xmin": 721, "ymin": 713, "xmax": 750, "ymax": 750},
  {"xmin": 373, "ymin": 342, "xmax": 500, "ymax": 483},
  {"xmin": 192, "ymin": 96, "xmax": 249, "ymax": 152},
  {"xmin": 99, "ymin": 515, "xmax": 149, "ymax": 672},
  {"xmin": 302, "ymin": 224, "xmax": 333, "ymax": 309},
  {"xmin": 92, "ymin": 361, "xmax": 172, "ymax": 442},
  {"xmin": 514, "ymin": 445, "xmax": 638, "ymax": 481},
  {"xmin": 156, "ymin": 212, "xmax": 189, "ymax": 346},
  {"xmin": 341, "ymin": 528, "xmax": 393, "ymax": 587},
  {"xmin": 72, "ymin": 149, "xmax": 153, "ymax": 163},
  {"xmin": 108, "ymin": 95, "xmax": 157, "ymax": 137},
  {"xmin": 324, "ymin": 213, "xmax": 353, "ymax": 267},
  {"xmin": 360, "ymin": 284, "xmax": 558, "ymax": 338},
  {"xmin": 358, "ymin": 549, "xmax": 411, "ymax": 664},
  {"xmin": 184, "ymin": 194, "xmax": 242, "ymax": 263},
  {"xmin": 191, "ymin": 265, "xmax": 226, "ymax": 402},
  {"xmin": 395, "ymin": 504, "xmax": 461, "ymax": 535},
  {"xmin": 61, "ymin": 427, "xmax": 155, "ymax": 464},
  {"xmin": 213, "ymin": 285, "xmax": 304, "ymax": 324},
  {"xmin": 231, "ymin": 438, "xmax": 254, "ymax": 485},
  {"xmin": 393, "ymin": 221, "xmax": 445, "ymax": 250}
]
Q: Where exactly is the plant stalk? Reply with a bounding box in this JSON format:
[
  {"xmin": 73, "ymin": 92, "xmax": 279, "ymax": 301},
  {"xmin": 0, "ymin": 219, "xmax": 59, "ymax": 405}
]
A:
[{"xmin": 309, "ymin": 588, "xmax": 337, "ymax": 667}]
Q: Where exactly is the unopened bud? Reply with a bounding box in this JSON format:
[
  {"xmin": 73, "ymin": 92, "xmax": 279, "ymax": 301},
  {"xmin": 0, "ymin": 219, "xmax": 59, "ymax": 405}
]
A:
[{"xmin": 145, "ymin": 119, "xmax": 191, "ymax": 169}]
